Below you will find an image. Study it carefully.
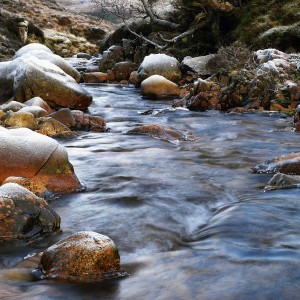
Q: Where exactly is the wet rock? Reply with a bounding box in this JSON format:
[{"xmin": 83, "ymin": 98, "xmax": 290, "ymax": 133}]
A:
[
  {"xmin": 4, "ymin": 111, "xmax": 37, "ymax": 129},
  {"xmin": 19, "ymin": 106, "xmax": 48, "ymax": 118},
  {"xmin": 49, "ymin": 108, "xmax": 76, "ymax": 129},
  {"xmin": 141, "ymin": 75, "xmax": 180, "ymax": 99},
  {"xmin": 127, "ymin": 124, "xmax": 191, "ymax": 143},
  {"xmin": 252, "ymin": 152, "xmax": 300, "ymax": 175},
  {"xmin": 265, "ymin": 173, "xmax": 300, "ymax": 191},
  {"xmin": 36, "ymin": 117, "xmax": 76, "ymax": 138},
  {"xmin": 0, "ymin": 183, "xmax": 60, "ymax": 242},
  {"xmin": 137, "ymin": 54, "xmax": 182, "ymax": 83},
  {"xmin": 71, "ymin": 110, "xmax": 106, "ymax": 132},
  {"xmin": 0, "ymin": 127, "xmax": 82, "ymax": 193},
  {"xmin": 24, "ymin": 97, "xmax": 53, "ymax": 114},
  {"xmin": 83, "ymin": 72, "xmax": 108, "ymax": 83},
  {"xmin": 38, "ymin": 231, "xmax": 127, "ymax": 282}
]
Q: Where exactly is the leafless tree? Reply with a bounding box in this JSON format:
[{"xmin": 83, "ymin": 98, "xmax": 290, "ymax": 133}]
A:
[{"xmin": 91, "ymin": 0, "xmax": 241, "ymax": 50}]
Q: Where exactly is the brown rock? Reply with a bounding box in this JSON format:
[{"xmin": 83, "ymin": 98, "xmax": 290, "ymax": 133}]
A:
[
  {"xmin": 49, "ymin": 108, "xmax": 76, "ymax": 129},
  {"xmin": 0, "ymin": 127, "xmax": 82, "ymax": 193},
  {"xmin": 71, "ymin": 110, "xmax": 106, "ymax": 132},
  {"xmin": 127, "ymin": 124, "xmax": 192, "ymax": 143},
  {"xmin": 38, "ymin": 231, "xmax": 127, "ymax": 282},
  {"xmin": 0, "ymin": 183, "xmax": 60, "ymax": 242},
  {"xmin": 19, "ymin": 106, "xmax": 48, "ymax": 118},
  {"xmin": 83, "ymin": 72, "xmax": 108, "ymax": 83},
  {"xmin": 141, "ymin": 75, "xmax": 180, "ymax": 99},
  {"xmin": 112, "ymin": 61, "xmax": 136, "ymax": 81}
]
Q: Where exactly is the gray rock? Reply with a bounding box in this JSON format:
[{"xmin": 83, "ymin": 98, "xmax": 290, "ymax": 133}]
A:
[
  {"xmin": 137, "ymin": 54, "xmax": 182, "ymax": 83},
  {"xmin": 181, "ymin": 54, "xmax": 216, "ymax": 76}
]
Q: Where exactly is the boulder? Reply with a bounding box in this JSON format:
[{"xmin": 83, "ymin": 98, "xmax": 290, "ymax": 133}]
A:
[
  {"xmin": 4, "ymin": 111, "xmax": 37, "ymax": 129},
  {"xmin": 127, "ymin": 124, "xmax": 191, "ymax": 143},
  {"xmin": 0, "ymin": 183, "xmax": 60, "ymax": 242},
  {"xmin": 137, "ymin": 54, "xmax": 182, "ymax": 83},
  {"xmin": 11, "ymin": 56, "xmax": 92, "ymax": 110},
  {"xmin": 19, "ymin": 50, "xmax": 81, "ymax": 82},
  {"xmin": 37, "ymin": 231, "xmax": 127, "ymax": 282},
  {"xmin": 141, "ymin": 75, "xmax": 180, "ymax": 99},
  {"xmin": 13, "ymin": 43, "xmax": 52, "ymax": 59},
  {"xmin": 0, "ymin": 127, "xmax": 82, "ymax": 193},
  {"xmin": 252, "ymin": 152, "xmax": 300, "ymax": 175},
  {"xmin": 181, "ymin": 54, "xmax": 215, "ymax": 76},
  {"xmin": 99, "ymin": 45, "xmax": 124, "ymax": 72}
]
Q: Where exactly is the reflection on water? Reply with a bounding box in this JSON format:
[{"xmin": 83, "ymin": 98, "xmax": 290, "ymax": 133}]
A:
[{"xmin": 1, "ymin": 84, "xmax": 300, "ymax": 299}]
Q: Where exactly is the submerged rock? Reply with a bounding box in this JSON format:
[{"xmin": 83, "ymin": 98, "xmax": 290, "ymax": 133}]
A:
[
  {"xmin": 265, "ymin": 173, "xmax": 300, "ymax": 191},
  {"xmin": 37, "ymin": 231, "xmax": 127, "ymax": 282},
  {"xmin": 137, "ymin": 54, "xmax": 182, "ymax": 83},
  {"xmin": 0, "ymin": 183, "xmax": 60, "ymax": 242},
  {"xmin": 252, "ymin": 152, "xmax": 300, "ymax": 175},
  {"xmin": 141, "ymin": 75, "xmax": 180, "ymax": 99},
  {"xmin": 127, "ymin": 124, "xmax": 192, "ymax": 143}
]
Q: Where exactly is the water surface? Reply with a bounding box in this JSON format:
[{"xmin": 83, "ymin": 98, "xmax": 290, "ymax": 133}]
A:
[{"xmin": 1, "ymin": 84, "xmax": 300, "ymax": 299}]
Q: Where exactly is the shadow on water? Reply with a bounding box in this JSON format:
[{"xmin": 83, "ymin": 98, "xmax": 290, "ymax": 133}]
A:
[{"xmin": 2, "ymin": 84, "xmax": 300, "ymax": 299}]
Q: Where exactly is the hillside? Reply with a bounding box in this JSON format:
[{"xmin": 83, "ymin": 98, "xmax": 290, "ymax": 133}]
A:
[{"xmin": 0, "ymin": 0, "xmax": 113, "ymax": 60}]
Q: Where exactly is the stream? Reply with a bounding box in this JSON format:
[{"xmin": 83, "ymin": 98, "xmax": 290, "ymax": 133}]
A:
[{"xmin": 1, "ymin": 84, "xmax": 300, "ymax": 299}]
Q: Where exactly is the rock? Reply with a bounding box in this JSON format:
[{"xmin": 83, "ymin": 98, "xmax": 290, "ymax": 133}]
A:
[
  {"xmin": 77, "ymin": 52, "xmax": 92, "ymax": 60},
  {"xmin": 24, "ymin": 97, "xmax": 53, "ymax": 114},
  {"xmin": 37, "ymin": 231, "xmax": 127, "ymax": 282},
  {"xmin": 99, "ymin": 45, "xmax": 124, "ymax": 72},
  {"xmin": 137, "ymin": 54, "xmax": 182, "ymax": 83},
  {"xmin": 127, "ymin": 124, "xmax": 191, "ymax": 143},
  {"xmin": 181, "ymin": 54, "xmax": 215, "ymax": 76},
  {"xmin": 19, "ymin": 106, "xmax": 48, "ymax": 118},
  {"xmin": 0, "ymin": 127, "xmax": 82, "ymax": 193},
  {"xmin": 71, "ymin": 110, "xmax": 106, "ymax": 132},
  {"xmin": 4, "ymin": 111, "xmax": 37, "ymax": 129},
  {"xmin": 36, "ymin": 117, "xmax": 76, "ymax": 138},
  {"xmin": 129, "ymin": 71, "xmax": 139, "ymax": 85},
  {"xmin": 252, "ymin": 152, "xmax": 300, "ymax": 175},
  {"xmin": 13, "ymin": 43, "xmax": 52, "ymax": 59},
  {"xmin": 19, "ymin": 49, "xmax": 81, "ymax": 82},
  {"xmin": 112, "ymin": 61, "xmax": 136, "ymax": 81},
  {"xmin": 83, "ymin": 72, "xmax": 108, "ymax": 83},
  {"xmin": 264, "ymin": 173, "xmax": 300, "ymax": 191},
  {"xmin": 49, "ymin": 108, "xmax": 76, "ymax": 129},
  {"xmin": 0, "ymin": 101, "xmax": 26, "ymax": 112},
  {"xmin": 0, "ymin": 183, "xmax": 60, "ymax": 242},
  {"xmin": 258, "ymin": 23, "xmax": 300, "ymax": 52},
  {"xmin": 141, "ymin": 75, "xmax": 180, "ymax": 99},
  {"xmin": 11, "ymin": 56, "xmax": 92, "ymax": 110}
]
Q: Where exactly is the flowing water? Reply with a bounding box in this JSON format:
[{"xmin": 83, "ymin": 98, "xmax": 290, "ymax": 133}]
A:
[{"xmin": 1, "ymin": 84, "xmax": 300, "ymax": 299}]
